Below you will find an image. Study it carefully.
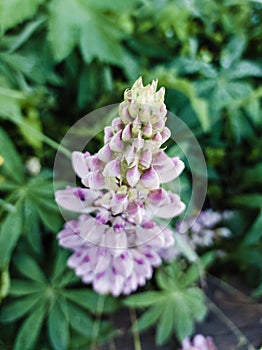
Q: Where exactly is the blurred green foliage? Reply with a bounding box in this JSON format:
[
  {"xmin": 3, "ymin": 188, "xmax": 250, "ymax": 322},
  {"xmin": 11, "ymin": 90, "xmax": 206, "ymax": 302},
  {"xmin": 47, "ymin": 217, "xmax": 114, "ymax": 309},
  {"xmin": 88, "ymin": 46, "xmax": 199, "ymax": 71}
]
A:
[{"xmin": 0, "ymin": 0, "xmax": 262, "ymax": 348}]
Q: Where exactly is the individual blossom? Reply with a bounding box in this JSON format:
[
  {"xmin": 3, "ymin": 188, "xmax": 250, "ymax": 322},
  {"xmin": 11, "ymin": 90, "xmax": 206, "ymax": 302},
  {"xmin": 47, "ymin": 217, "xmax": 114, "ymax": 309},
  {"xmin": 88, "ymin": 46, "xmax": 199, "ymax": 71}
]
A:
[
  {"xmin": 179, "ymin": 334, "xmax": 218, "ymax": 350},
  {"xmin": 55, "ymin": 77, "xmax": 185, "ymax": 295}
]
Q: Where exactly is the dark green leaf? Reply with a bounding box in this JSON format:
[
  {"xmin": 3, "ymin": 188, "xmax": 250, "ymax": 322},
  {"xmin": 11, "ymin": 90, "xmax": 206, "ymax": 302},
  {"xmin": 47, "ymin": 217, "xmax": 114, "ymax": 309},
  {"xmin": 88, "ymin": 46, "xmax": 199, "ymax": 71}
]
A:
[
  {"xmin": 62, "ymin": 289, "xmax": 119, "ymax": 313},
  {"xmin": 48, "ymin": 302, "xmax": 69, "ymax": 350},
  {"xmin": 0, "ymin": 200, "xmax": 23, "ymax": 269},
  {"xmin": 137, "ymin": 304, "xmax": 164, "ymax": 332},
  {"xmin": 67, "ymin": 301, "xmax": 94, "ymax": 337},
  {"xmin": 9, "ymin": 279, "xmax": 43, "ymax": 296},
  {"xmin": 0, "ymin": 268, "xmax": 10, "ymax": 301},
  {"xmin": 0, "ymin": 127, "xmax": 24, "ymax": 183},
  {"xmin": 14, "ymin": 255, "xmax": 46, "ymax": 283},
  {"xmin": 243, "ymin": 211, "xmax": 262, "ymax": 245},
  {"xmin": 230, "ymin": 194, "xmax": 262, "ymax": 208},
  {"xmin": 0, "ymin": 293, "xmax": 42, "ymax": 323},
  {"xmin": 0, "ymin": 0, "xmax": 44, "ymax": 32},
  {"xmin": 220, "ymin": 34, "xmax": 246, "ymax": 68},
  {"xmin": 173, "ymin": 299, "xmax": 194, "ymax": 342},
  {"xmin": 24, "ymin": 199, "xmax": 42, "ymax": 254},
  {"xmin": 156, "ymin": 303, "xmax": 174, "ymax": 345},
  {"xmin": 123, "ymin": 291, "xmax": 166, "ymax": 308},
  {"xmin": 13, "ymin": 303, "xmax": 45, "ymax": 350},
  {"xmin": 228, "ymin": 61, "xmax": 262, "ymax": 80}
]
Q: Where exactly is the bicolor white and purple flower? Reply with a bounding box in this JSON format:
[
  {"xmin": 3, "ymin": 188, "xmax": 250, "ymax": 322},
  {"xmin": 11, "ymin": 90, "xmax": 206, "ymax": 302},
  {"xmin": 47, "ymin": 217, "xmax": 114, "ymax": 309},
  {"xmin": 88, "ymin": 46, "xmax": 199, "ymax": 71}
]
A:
[
  {"xmin": 180, "ymin": 334, "xmax": 218, "ymax": 350},
  {"xmin": 55, "ymin": 78, "xmax": 185, "ymax": 295}
]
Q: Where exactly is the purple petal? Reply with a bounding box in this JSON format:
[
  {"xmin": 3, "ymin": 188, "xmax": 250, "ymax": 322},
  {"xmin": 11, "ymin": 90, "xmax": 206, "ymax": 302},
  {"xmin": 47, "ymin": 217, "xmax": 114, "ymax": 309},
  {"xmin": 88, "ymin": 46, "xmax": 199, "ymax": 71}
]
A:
[
  {"xmin": 126, "ymin": 165, "xmax": 141, "ymax": 187},
  {"xmin": 104, "ymin": 126, "xmax": 113, "ymax": 143},
  {"xmin": 105, "ymin": 228, "xmax": 127, "ymax": 256},
  {"xmin": 143, "ymin": 122, "xmax": 153, "ymax": 138},
  {"xmin": 113, "ymin": 252, "xmax": 134, "ymax": 277},
  {"xmin": 103, "ymin": 159, "xmax": 121, "ymax": 178},
  {"xmin": 97, "ymin": 144, "xmax": 112, "ymax": 162},
  {"xmin": 119, "ymin": 102, "xmax": 133, "ymax": 123},
  {"xmin": 55, "ymin": 187, "xmax": 97, "ymax": 212},
  {"xmin": 140, "ymin": 167, "xmax": 160, "ymax": 189},
  {"xmin": 124, "ymin": 144, "xmax": 136, "ymax": 165},
  {"xmin": 109, "ymin": 130, "xmax": 124, "ymax": 152},
  {"xmin": 110, "ymin": 193, "xmax": 129, "ymax": 215},
  {"xmin": 160, "ymin": 127, "xmax": 171, "ymax": 143},
  {"xmin": 82, "ymin": 170, "xmax": 105, "ymax": 190},
  {"xmin": 122, "ymin": 123, "xmax": 132, "ymax": 141},
  {"xmin": 140, "ymin": 149, "xmax": 152, "ymax": 168},
  {"xmin": 72, "ymin": 151, "xmax": 90, "ymax": 178}
]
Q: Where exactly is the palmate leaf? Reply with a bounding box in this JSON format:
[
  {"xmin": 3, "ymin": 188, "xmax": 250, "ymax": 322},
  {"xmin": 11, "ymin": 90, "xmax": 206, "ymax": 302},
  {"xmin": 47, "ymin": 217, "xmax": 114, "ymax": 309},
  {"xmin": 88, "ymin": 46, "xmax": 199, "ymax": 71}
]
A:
[
  {"xmin": 62, "ymin": 288, "xmax": 120, "ymax": 314},
  {"xmin": 0, "ymin": 0, "xmax": 44, "ymax": 32},
  {"xmin": 13, "ymin": 303, "xmax": 46, "ymax": 350},
  {"xmin": 124, "ymin": 262, "xmax": 207, "ymax": 344},
  {"xmin": 66, "ymin": 301, "xmax": 94, "ymax": 337},
  {"xmin": 48, "ymin": 301, "xmax": 69, "ymax": 350},
  {"xmin": 156, "ymin": 302, "xmax": 174, "ymax": 345},
  {"xmin": 0, "ymin": 293, "xmax": 42, "ymax": 323},
  {"xmin": 13, "ymin": 254, "xmax": 46, "ymax": 283},
  {"xmin": 0, "ymin": 200, "xmax": 23, "ymax": 269},
  {"xmin": 9, "ymin": 279, "xmax": 43, "ymax": 296},
  {"xmin": 0, "ymin": 127, "xmax": 24, "ymax": 184},
  {"xmin": 48, "ymin": 0, "xmax": 130, "ymax": 64}
]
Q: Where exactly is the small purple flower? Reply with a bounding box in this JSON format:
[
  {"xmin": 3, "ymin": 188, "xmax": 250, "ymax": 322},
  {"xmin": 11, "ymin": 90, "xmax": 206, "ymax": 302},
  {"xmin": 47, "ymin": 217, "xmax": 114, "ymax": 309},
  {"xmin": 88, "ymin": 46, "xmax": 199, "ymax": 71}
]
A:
[{"xmin": 180, "ymin": 334, "xmax": 218, "ymax": 350}]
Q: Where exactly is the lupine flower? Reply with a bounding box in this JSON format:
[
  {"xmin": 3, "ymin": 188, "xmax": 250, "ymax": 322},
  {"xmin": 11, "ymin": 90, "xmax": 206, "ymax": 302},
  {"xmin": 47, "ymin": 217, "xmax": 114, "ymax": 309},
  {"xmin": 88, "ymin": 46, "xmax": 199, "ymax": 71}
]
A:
[
  {"xmin": 179, "ymin": 334, "xmax": 218, "ymax": 350},
  {"xmin": 55, "ymin": 77, "xmax": 185, "ymax": 295},
  {"xmin": 160, "ymin": 209, "xmax": 232, "ymax": 261}
]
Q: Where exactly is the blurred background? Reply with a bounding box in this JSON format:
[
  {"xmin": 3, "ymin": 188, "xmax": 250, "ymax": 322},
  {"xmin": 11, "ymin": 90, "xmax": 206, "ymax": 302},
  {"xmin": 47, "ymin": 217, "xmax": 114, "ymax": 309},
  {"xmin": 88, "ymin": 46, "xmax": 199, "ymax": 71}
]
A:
[{"xmin": 0, "ymin": 0, "xmax": 261, "ymax": 349}]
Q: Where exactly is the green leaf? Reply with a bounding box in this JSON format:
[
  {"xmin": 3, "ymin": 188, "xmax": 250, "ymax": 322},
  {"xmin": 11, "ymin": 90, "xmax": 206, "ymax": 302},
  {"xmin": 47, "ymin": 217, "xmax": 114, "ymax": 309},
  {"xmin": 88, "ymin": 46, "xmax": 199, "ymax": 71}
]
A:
[
  {"xmin": 0, "ymin": 0, "xmax": 44, "ymax": 32},
  {"xmin": 13, "ymin": 303, "xmax": 45, "ymax": 350},
  {"xmin": 48, "ymin": 0, "xmax": 126, "ymax": 64},
  {"xmin": 8, "ymin": 17, "xmax": 46, "ymax": 52},
  {"xmin": 173, "ymin": 298, "xmax": 194, "ymax": 342},
  {"xmin": 230, "ymin": 194, "xmax": 262, "ymax": 208},
  {"xmin": 0, "ymin": 268, "xmax": 10, "ymax": 301},
  {"xmin": 158, "ymin": 74, "xmax": 210, "ymax": 131},
  {"xmin": 62, "ymin": 289, "xmax": 119, "ymax": 313},
  {"xmin": 14, "ymin": 255, "xmax": 46, "ymax": 283},
  {"xmin": 156, "ymin": 303, "xmax": 174, "ymax": 345},
  {"xmin": 137, "ymin": 304, "xmax": 164, "ymax": 332},
  {"xmin": 220, "ymin": 34, "xmax": 246, "ymax": 69},
  {"xmin": 123, "ymin": 291, "xmax": 166, "ymax": 308},
  {"xmin": 67, "ymin": 301, "xmax": 94, "ymax": 337},
  {"xmin": 0, "ymin": 200, "xmax": 23, "ymax": 269},
  {"xmin": 0, "ymin": 293, "xmax": 42, "ymax": 323},
  {"xmin": 0, "ymin": 127, "xmax": 24, "ymax": 183},
  {"xmin": 24, "ymin": 199, "xmax": 42, "ymax": 254},
  {"xmin": 51, "ymin": 249, "xmax": 70, "ymax": 283},
  {"xmin": 48, "ymin": 302, "xmax": 69, "ymax": 350},
  {"xmin": 228, "ymin": 60, "xmax": 262, "ymax": 80},
  {"xmin": 243, "ymin": 210, "xmax": 262, "ymax": 245},
  {"xmin": 182, "ymin": 252, "xmax": 216, "ymax": 287},
  {"xmin": 174, "ymin": 234, "xmax": 198, "ymax": 262},
  {"xmin": 9, "ymin": 279, "xmax": 43, "ymax": 296},
  {"xmin": 183, "ymin": 288, "xmax": 207, "ymax": 322},
  {"xmin": 35, "ymin": 200, "xmax": 61, "ymax": 232}
]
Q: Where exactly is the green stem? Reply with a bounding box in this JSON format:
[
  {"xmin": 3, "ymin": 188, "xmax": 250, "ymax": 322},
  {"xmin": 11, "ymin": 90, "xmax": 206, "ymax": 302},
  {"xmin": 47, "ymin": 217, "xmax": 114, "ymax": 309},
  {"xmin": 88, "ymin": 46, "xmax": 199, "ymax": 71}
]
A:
[
  {"xmin": 11, "ymin": 117, "xmax": 72, "ymax": 159},
  {"xmin": 206, "ymin": 297, "xmax": 256, "ymax": 350},
  {"xmin": 90, "ymin": 294, "xmax": 105, "ymax": 350},
  {"xmin": 129, "ymin": 307, "xmax": 142, "ymax": 350}
]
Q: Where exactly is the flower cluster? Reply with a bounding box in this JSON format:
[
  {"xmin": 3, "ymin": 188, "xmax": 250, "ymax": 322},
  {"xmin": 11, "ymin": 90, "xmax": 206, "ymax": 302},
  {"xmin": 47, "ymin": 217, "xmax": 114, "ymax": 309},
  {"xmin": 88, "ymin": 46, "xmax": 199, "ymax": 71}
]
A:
[
  {"xmin": 180, "ymin": 334, "xmax": 218, "ymax": 350},
  {"xmin": 55, "ymin": 77, "xmax": 185, "ymax": 296},
  {"xmin": 161, "ymin": 209, "xmax": 232, "ymax": 261}
]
